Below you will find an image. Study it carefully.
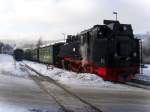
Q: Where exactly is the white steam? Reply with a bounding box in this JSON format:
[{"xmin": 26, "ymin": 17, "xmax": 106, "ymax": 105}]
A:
[{"xmin": 80, "ymin": 43, "xmax": 88, "ymax": 66}]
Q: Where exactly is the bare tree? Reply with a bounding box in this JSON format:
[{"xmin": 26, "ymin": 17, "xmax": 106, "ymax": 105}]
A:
[
  {"xmin": 37, "ymin": 37, "xmax": 43, "ymax": 48},
  {"xmin": 28, "ymin": 44, "xmax": 35, "ymax": 49}
]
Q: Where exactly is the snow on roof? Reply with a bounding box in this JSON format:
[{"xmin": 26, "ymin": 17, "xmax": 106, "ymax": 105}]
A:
[{"xmin": 40, "ymin": 40, "xmax": 65, "ymax": 48}]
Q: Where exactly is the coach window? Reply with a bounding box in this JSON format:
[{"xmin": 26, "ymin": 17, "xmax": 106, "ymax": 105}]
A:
[{"xmin": 81, "ymin": 35, "xmax": 86, "ymax": 45}]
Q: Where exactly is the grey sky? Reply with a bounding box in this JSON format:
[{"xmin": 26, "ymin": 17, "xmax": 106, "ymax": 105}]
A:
[{"xmin": 0, "ymin": 0, "xmax": 149, "ymax": 41}]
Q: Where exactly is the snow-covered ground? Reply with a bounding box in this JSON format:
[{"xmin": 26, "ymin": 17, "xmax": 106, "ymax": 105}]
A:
[
  {"xmin": 0, "ymin": 54, "xmax": 149, "ymax": 112},
  {"xmin": 0, "ymin": 54, "xmax": 149, "ymax": 90},
  {"xmin": 142, "ymin": 64, "xmax": 150, "ymax": 76},
  {"xmin": 23, "ymin": 60, "xmax": 149, "ymax": 90},
  {"xmin": 0, "ymin": 54, "xmax": 28, "ymax": 77},
  {"xmin": 0, "ymin": 70, "xmax": 61, "ymax": 112},
  {"xmin": 135, "ymin": 64, "xmax": 150, "ymax": 82},
  {"xmin": 0, "ymin": 54, "xmax": 110, "ymax": 87},
  {"xmin": 24, "ymin": 61, "xmax": 110, "ymax": 85}
]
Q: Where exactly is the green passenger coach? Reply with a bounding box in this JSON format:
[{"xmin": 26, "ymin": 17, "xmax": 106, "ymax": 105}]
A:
[
  {"xmin": 39, "ymin": 46, "xmax": 53, "ymax": 64},
  {"xmin": 38, "ymin": 42, "xmax": 65, "ymax": 65}
]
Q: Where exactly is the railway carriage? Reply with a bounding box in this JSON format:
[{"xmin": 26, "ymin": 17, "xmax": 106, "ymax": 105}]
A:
[
  {"xmin": 39, "ymin": 46, "xmax": 52, "ymax": 64},
  {"xmin": 13, "ymin": 49, "xmax": 24, "ymax": 61},
  {"xmin": 32, "ymin": 49, "xmax": 39, "ymax": 61},
  {"xmin": 38, "ymin": 43, "xmax": 64, "ymax": 65},
  {"xmin": 24, "ymin": 49, "xmax": 32, "ymax": 60}
]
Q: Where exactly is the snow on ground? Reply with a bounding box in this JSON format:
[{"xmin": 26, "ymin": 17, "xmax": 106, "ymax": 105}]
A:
[
  {"xmin": 135, "ymin": 64, "xmax": 150, "ymax": 82},
  {"xmin": 0, "ymin": 54, "xmax": 28, "ymax": 77},
  {"xmin": 22, "ymin": 60, "xmax": 145, "ymax": 90},
  {"xmin": 0, "ymin": 104, "xmax": 57, "ymax": 112},
  {"xmin": 0, "ymin": 54, "xmax": 149, "ymax": 90},
  {"xmin": 0, "ymin": 54, "xmax": 113, "ymax": 88},
  {"xmin": 142, "ymin": 64, "xmax": 150, "ymax": 76},
  {"xmin": 23, "ymin": 60, "xmax": 105, "ymax": 84}
]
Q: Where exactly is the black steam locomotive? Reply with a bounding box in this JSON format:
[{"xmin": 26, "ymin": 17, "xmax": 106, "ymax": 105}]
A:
[{"xmin": 22, "ymin": 20, "xmax": 141, "ymax": 81}]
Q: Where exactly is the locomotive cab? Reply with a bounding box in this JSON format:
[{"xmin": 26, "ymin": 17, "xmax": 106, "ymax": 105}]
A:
[{"xmin": 92, "ymin": 20, "xmax": 140, "ymax": 81}]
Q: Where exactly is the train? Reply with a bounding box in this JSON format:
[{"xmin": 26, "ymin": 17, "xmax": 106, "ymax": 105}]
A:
[{"xmin": 14, "ymin": 20, "xmax": 141, "ymax": 81}]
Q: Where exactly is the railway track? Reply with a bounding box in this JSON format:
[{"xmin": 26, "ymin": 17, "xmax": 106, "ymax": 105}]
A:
[
  {"xmin": 117, "ymin": 78, "xmax": 150, "ymax": 91},
  {"xmin": 124, "ymin": 81, "xmax": 150, "ymax": 91},
  {"xmin": 20, "ymin": 63, "xmax": 103, "ymax": 112}
]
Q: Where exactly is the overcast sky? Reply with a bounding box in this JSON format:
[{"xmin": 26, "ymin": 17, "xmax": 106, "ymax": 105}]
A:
[{"xmin": 0, "ymin": 0, "xmax": 150, "ymax": 41}]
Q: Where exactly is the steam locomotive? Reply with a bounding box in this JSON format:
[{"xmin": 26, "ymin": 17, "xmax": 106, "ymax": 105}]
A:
[{"xmin": 21, "ymin": 20, "xmax": 141, "ymax": 81}]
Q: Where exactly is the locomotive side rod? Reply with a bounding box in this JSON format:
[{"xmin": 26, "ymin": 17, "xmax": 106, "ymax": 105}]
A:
[{"xmin": 22, "ymin": 63, "xmax": 103, "ymax": 112}]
